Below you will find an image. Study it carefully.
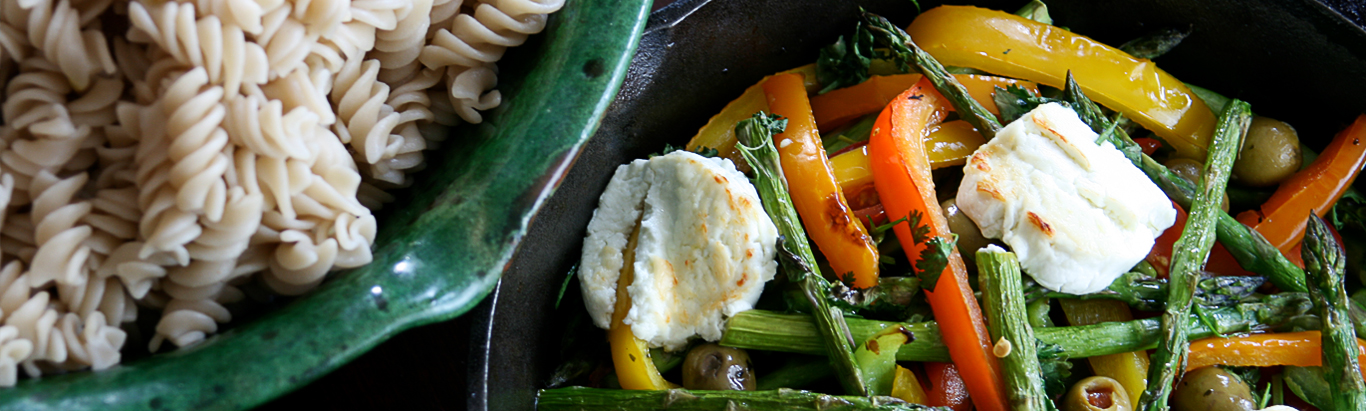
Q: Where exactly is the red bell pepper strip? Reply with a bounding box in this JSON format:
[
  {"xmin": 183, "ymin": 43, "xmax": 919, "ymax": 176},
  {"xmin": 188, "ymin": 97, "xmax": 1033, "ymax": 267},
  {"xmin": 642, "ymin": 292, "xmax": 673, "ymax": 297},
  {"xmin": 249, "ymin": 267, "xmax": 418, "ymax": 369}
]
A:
[
  {"xmin": 1145, "ymin": 201, "xmax": 1188, "ymax": 278},
  {"xmin": 868, "ymin": 76, "xmax": 1009, "ymax": 411},
  {"xmin": 1133, "ymin": 137, "xmax": 1162, "ymax": 156},
  {"xmin": 923, "ymin": 362, "xmax": 974, "ymax": 411}
]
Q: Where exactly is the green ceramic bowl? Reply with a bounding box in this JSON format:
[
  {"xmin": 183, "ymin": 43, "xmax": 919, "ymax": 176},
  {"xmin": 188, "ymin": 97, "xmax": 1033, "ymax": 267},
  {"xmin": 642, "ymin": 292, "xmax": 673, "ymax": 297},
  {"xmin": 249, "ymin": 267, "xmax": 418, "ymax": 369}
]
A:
[{"xmin": 0, "ymin": 0, "xmax": 651, "ymax": 409}]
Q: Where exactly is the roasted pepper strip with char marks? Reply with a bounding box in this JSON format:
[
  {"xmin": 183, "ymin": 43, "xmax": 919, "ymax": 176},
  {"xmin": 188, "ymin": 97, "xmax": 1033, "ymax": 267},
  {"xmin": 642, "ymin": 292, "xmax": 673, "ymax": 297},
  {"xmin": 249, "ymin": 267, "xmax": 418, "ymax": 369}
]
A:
[
  {"xmin": 763, "ymin": 72, "xmax": 881, "ymax": 289},
  {"xmin": 869, "ymin": 76, "xmax": 1009, "ymax": 411},
  {"xmin": 907, "ymin": 5, "xmax": 1218, "ymax": 161}
]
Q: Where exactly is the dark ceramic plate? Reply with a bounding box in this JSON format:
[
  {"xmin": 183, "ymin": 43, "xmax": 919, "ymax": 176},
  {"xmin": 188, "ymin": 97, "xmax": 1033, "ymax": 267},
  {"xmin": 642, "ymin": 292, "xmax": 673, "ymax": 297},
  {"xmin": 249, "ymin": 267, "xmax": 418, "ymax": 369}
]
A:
[
  {"xmin": 0, "ymin": 0, "xmax": 650, "ymax": 409},
  {"xmin": 476, "ymin": 0, "xmax": 1366, "ymax": 409}
]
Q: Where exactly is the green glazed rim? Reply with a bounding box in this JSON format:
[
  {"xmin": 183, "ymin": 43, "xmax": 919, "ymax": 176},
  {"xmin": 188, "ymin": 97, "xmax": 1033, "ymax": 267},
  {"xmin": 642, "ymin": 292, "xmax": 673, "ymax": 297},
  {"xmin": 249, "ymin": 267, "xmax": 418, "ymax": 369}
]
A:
[{"xmin": 0, "ymin": 0, "xmax": 652, "ymax": 409}]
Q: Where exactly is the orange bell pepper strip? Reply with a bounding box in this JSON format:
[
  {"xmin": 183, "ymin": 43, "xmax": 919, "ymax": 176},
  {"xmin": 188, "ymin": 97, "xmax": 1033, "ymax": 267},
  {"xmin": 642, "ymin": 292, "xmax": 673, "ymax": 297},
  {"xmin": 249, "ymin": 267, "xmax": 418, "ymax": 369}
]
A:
[
  {"xmin": 831, "ymin": 120, "xmax": 987, "ymax": 194},
  {"xmin": 924, "ymin": 362, "xmax": 975, "ymax": 411},
  {"xmin": 1186, "ymin": 331, "xmax": 1366, "ymax": 381},
  {"xmin": 608, "ymin": 226, "xmax": 677, "ymax": 390},
  {"xmin": 687, "ymin": 65, "xmax": 820, "ymax": 169},
  {"xmin": 809, "ymin": 73, "xmax": 1037, "ymax": 132},
  {"xmin": 762, "ymin": 73, "xmax": 882, "ymax": 289},
  {"xmin": 907, "ymin": 5, "xmax": 1218, "ymax": 161},
  {"xmin": 1235, "ymin": 115, "xmax": 1366, "ymax": 265},
  {"xmin": 869, "ymin": 77, "xmax": 1008, "ymax": 411}
]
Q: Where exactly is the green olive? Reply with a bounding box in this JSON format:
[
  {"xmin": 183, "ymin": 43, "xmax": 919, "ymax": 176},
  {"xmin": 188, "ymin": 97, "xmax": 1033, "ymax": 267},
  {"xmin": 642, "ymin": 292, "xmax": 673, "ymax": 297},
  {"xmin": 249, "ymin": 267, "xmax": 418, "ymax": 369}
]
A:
[
  {"xmin": 1171, "ymin": 366, "xmax": 1257, "ymax": 411},
  {"xmin": 1163, "ymin": 158, "xmax": 1230, "ymax": 212},
  {"xmin": 682, "ymin": 344, "xmax": 755, "ymax": 391},
  {"xmin": 1232, "ymin": 116, "xmax": 1302, "ymax": 187},
  {"xmin": 1062, "ymin": 376, "xmax": 1132, "ymax": 411},
  {"xmin": 941, "ymin": 198, "xmax": 991, "ymax": 263}
]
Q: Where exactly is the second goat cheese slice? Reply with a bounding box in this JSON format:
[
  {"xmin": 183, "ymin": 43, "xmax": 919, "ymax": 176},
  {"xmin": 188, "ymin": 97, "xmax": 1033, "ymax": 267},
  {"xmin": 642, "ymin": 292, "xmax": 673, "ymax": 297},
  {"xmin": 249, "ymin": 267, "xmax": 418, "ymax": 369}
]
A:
[
  {"xmin": 578, "ymin": 151, "xmax": 778, "ymax": 351},
  {"xmin": 956, "ymin": 103, "xmax": 1176, "ymax": 294}
]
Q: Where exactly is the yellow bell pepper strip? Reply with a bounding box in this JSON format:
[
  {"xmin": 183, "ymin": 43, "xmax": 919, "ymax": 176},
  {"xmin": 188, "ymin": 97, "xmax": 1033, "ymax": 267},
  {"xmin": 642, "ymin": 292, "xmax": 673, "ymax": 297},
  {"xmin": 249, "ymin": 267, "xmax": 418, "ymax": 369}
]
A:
[
  {"xmin": 608, "ymin": 225, "xmax": 677, "ymax": 390},
  {"xmin": 763, "ymin": 72, "xmax": 881, "ymax": 289},
  {"xmin": 1060, "ymin": 299, "xmax": 1150, "ymax": 410},
  {"xmin": 809, "ymin": 74, "xmax": 1036, "ymax": 133},
  {"xmin": 831, "ymin": 144, "xmax": 875, "ymax": 192},
  {"xmin": 1235, "ymin": 115, "xmax": 1366, "ymax": 266},
  {"xmin": 907, "ymin": 5, "xmax": 1218, "ymax": 161},
  {"xmin": 869, "ymin": 76, "xmax": 1009, "ymax": 411},
  {"xmin": 1186, "ymin": 331, "xmax": 1366, "ymax": 381},
  {"xmin": 892, "ymin": 365, "xmax": 931, "ymax": 404},
  {"xmin": 831, "ymin": 120, "xmax": 986, "ymax": 202},
  {"xmin": 921, "ymin": 120, "xmax": 987, "ymax": 168},
  {"xmin": 686, "ymin": 65, "xmax": 820, "ymax": 169}
]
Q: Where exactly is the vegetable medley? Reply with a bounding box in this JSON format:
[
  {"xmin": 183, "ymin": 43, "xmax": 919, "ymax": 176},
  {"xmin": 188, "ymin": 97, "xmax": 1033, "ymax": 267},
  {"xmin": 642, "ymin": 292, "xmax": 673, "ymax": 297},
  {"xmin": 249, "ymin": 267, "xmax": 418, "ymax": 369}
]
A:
[{"xmin": 539, "ymin": 2, "xmax": 1366, "ymax": 411}]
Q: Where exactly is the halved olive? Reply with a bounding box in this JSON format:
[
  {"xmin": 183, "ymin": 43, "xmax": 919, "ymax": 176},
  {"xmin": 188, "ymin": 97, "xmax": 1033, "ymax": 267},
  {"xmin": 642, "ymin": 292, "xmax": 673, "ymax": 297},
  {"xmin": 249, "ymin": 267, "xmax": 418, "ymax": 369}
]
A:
[
  {"xmin": 682, "ymin": 344, "xmax": 755, "ymax": 391},
  {"xmin": 1062, "ymin": 376, "xmax": 1132, "ymax": 411}
]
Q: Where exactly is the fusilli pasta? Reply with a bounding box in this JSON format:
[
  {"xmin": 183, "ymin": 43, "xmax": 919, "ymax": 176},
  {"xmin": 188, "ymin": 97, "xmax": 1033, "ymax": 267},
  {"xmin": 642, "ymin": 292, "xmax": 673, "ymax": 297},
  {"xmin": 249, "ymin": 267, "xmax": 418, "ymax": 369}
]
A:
[{"xmin": 0, "ymin": 0, "xmax": 560, "ymax": 387}]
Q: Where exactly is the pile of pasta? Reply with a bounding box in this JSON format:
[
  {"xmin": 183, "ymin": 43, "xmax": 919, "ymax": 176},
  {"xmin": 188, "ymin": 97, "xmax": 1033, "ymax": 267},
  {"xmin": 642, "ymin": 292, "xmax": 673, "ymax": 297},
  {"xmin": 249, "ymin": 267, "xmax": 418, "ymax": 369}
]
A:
[{"xmin": 0, "ymin": 0, "xmax": 563, "ymax": 386}]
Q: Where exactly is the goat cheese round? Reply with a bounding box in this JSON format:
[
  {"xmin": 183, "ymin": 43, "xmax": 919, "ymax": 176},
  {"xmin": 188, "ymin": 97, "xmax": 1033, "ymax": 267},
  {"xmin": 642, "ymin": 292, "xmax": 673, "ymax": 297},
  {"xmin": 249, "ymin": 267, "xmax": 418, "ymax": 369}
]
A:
[
  {"xmin": 956, "ymin": 103, "xmax": 1176, "ymax": 294},
  {"xmin": 578, "ymin": 151, "xmax": 778, "ymax": 351}
]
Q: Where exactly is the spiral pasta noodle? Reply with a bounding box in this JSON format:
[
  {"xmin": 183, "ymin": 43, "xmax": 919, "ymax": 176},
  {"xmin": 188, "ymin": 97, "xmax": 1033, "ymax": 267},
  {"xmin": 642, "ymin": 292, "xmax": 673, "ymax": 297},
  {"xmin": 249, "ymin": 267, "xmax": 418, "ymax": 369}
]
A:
[
  {"xmin": 127, "ymin": 1, "xmax": 270, "ymax": 97},
  {"xmin": 0, "ymin": 0, "xmax": 560, "ymax": 387},
  {"xmin": 420, "ymin": 0, "xmax": 562, "ymax": 124},
  {"xmin": 8, "ymin": 0, "xmax": 116, "ymax": 91}
]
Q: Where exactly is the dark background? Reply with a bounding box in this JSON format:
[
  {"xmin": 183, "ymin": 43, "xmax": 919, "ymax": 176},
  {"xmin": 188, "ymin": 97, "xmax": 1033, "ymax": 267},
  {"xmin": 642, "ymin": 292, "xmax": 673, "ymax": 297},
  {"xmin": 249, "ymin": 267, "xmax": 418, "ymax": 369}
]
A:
[{"xmin": 259, "ymin": 0, "xmax": 1366, "ymax": 409}]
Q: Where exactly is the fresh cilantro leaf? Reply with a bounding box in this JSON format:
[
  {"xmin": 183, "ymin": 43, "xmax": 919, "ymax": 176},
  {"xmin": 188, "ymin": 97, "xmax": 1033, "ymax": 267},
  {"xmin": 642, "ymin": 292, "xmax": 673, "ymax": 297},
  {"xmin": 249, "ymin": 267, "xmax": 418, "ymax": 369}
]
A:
[
  {"xmin": 1036, "ymin": 340, "xmax": 1074, "ymax": 398},
  {"xmin": 865, "ymin": 214, "xmax": 908, "ymax": 247},
  {"xmin": 1329, "ymin": 187, "xmax": 1366, "ymax": 231},
  {"xmin": 993, "ymin": 84, "xmax": 1061, "ymax": 124},
  {"xmin": 651, "ymin": 144, "xmax": 722, "ymax": 158},
  {"xmin": 870, "ymin": 215, "xmax": 908, "ymax": 236},
  {"xmin": 826, "ymin": 276, "xmax": 923, "ymax": 319},
  {"xmin": 839, "ymin": 271, "xmax": 858, "ymax": 288},
  {"xmin": 1223, "ymin": 366, "xmax": 1264, "ymax": 404},
  {"xmin": 816, "ymin": 22, "xmax": 878, "ymax": 94},
  {"xmin": 907, "ymin": 209, "xmax": 932, "ymax": 245},
  {"xmin": 914, "ymin": 234, "xmax": 956, "ymax": 292}
]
